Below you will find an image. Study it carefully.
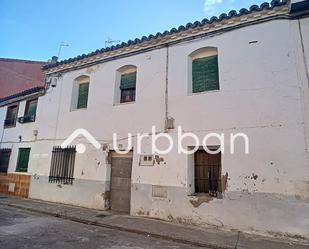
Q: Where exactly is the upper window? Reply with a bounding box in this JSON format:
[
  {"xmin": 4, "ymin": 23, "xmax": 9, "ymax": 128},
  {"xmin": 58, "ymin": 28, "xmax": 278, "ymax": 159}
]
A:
[
  {"xmin": 19, "ymin": 98, "xmax": 38, "ymax": 123},
  {"xmin": 77, "ymin": 82, "xmax": 89, "ymax": 109},
  {"xmin": 189, "ymin": 47, "xmax": 219, "ymax": 94},
  {"xmin": 115, "ymin": 65, "xmax": 137, "ymax": 104},
  {"xmin": 25, "ymin": 99, "xmax": 38, "ymax": 117},
  {"xmin": 71, "ymin": 75, "xmax": 90, "ymax": 110},
  {"xmin": 4, "ymin": 104, "xmax": 18, "ymax": 128}
]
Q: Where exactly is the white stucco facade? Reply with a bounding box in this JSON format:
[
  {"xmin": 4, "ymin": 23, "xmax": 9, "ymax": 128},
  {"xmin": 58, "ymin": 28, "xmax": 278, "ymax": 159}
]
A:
[{"xmin": 1, "ymin": 3, "xmax": 309, "ymax": 240}]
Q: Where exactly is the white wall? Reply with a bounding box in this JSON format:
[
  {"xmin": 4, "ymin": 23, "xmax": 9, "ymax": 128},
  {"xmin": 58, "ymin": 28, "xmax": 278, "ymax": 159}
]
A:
[{"xmin": 165, "ymin": 19, "xmax": 308, "ymax": 197}]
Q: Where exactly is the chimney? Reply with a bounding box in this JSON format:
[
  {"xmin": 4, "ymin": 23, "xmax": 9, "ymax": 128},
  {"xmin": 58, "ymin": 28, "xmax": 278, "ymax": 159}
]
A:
[{"xmin": 51, "ymin": 56, "xmax": 58, "ymax": 63}]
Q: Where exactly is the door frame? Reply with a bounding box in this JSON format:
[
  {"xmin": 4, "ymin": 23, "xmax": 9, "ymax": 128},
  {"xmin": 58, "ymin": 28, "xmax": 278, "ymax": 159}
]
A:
[{"xmin": 109, "ymin": 150, "xmax": 133, "ymax": 213}]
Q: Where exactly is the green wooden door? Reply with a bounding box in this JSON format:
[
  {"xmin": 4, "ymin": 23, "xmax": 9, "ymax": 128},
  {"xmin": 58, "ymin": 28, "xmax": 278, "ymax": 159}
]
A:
[{"xmin": 16, "ymin": 148, "xmax": 31, "ymax": 172}]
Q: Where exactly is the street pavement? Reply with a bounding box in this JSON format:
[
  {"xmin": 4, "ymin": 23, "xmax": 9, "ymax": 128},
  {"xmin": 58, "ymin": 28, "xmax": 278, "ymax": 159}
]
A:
[
  {"xmin": 0, "ymin": 195, "xmax": 308, "ymax": 249},
  {"xmin": 0, "ymin": 205, "xmax": 204, "ymax": 249}
]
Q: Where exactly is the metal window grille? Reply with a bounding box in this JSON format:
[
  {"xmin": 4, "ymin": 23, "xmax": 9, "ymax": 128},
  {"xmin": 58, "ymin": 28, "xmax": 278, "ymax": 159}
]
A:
[{"xmin": 49, "ymin": 146, "xmax": 76, "ymax": 185}]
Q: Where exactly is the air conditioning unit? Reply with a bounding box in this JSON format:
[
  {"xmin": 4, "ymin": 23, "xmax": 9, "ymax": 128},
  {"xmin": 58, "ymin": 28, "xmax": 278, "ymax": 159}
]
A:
[{"xmin": 18, "ymin": 115, "xmax": 36, "ymax": 123}]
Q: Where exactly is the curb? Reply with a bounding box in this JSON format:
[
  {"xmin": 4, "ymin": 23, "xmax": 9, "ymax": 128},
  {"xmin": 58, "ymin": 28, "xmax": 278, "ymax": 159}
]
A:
[{"xmin": 2, "ymin": 202, "xmax": 234, "ymax": 249}]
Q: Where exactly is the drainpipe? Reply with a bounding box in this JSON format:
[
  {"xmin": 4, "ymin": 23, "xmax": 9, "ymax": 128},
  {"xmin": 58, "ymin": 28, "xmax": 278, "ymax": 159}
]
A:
[
  {"xmin": 164, "ymin": 45, "xmax": 169, "ymax": 131},
  {"xmin": 164, "ymin": 45, "xmax": 174, "ymax": 131},
  {"xmin": 297, "ymin": 19, "xmax": 309, "ymax": 167},
  {"xmin": 298, "ymin": 19, "xmax": 309, "ymax": 86}
]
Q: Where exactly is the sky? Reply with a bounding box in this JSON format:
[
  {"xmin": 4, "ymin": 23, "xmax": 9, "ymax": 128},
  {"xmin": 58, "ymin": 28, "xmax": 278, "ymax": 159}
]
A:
[{"xmin": 0, "ymin": 0, "xmax": 266, "ymax": 62}]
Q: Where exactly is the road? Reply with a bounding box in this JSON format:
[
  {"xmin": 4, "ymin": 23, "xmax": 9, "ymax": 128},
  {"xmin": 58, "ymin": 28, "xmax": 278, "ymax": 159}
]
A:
[{"xmin": 0, "ymin": 205, "xmax": 203, "ymax": 249}]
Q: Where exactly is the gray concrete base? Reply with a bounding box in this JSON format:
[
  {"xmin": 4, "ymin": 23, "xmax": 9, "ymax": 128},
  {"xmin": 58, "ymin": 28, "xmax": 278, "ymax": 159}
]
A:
[
  {"xmin": 1, "ymin": 194, "xmax": 308, "ymax": 249},
  {"xmin": 131, "ymin": 183, "xmax": 309, "ymax": 240},
  {"xmin": 29, "ymin": 175, "xmax": 110, "ymax": 210}
]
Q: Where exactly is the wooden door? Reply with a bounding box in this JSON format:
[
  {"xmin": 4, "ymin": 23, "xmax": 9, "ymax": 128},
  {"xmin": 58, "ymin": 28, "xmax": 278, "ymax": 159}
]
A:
[
  {"xmin": 194, "ymin": 150, "xmax": 221, "ymax": 193},
  {"xmin": 110, "ymin": 152, "xmax": 133, "ymax": 213}
]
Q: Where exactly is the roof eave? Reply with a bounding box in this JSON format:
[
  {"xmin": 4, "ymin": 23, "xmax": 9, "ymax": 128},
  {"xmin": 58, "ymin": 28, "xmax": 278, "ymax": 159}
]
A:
[
  {"xmin": 43, "ymin": 1, "xmax": 289, "ymax": 75},
  {"xmin": 0, "ymin": 87, "xmax": 45, "ymax": 107}
]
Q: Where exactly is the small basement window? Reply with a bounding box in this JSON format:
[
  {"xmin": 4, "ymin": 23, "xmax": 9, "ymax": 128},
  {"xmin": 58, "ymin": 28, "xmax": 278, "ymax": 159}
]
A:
[{"xmin": 194, "ymin": 149, "xmax": 221, "ymax": 195}]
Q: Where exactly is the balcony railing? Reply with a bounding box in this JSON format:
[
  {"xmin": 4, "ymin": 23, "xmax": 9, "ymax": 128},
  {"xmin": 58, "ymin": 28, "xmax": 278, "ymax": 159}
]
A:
[
  {"xmin": 18, "ymin": 114, "xmax": 36, "ymax": 124},
  {"xmin": 4, "ymin": 118, "xmax": 16, "ymax": 127}
]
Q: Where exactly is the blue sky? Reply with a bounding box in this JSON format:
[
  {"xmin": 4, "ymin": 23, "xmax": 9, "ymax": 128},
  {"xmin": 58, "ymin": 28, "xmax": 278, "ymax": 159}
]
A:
[{"xmin": 0, "ymin": 0, "xmax": 266, "ymax": 61}]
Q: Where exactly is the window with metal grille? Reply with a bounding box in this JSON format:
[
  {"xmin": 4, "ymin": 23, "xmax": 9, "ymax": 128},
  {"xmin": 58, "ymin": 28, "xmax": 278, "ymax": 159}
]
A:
[
  {"xmin": 194, "ymin": 150, "xmax": 221, "ymax": 195},
  {"xmin": 0, "ymin": 148, "xmax": 11, "ymax": 173},
  {"xmin": 49, "ymin": 146, "xmax": 76, "ymax": 185}
]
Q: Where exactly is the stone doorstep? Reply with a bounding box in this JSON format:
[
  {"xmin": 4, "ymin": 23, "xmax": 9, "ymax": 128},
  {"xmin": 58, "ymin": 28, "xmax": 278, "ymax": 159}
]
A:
[{"xmin": 0, "ymin": 194, "xmax": 308, "ymax": 249}]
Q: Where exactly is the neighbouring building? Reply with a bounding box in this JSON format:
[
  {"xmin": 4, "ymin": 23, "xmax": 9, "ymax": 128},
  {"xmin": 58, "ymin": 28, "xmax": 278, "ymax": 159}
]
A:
[
  {"xmin": 1, "ymin": 0, "xmax": 309, "ymax": 240},
  {"xmin": 0, "ymin": 58, "xmax": 47, "ymax": 197}
]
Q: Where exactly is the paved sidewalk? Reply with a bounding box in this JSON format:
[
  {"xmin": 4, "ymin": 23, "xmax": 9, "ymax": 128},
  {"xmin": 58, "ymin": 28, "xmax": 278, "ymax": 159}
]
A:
[{"xmin": 0, "ymin": 194, "xmax": 308, "ymax": 249}]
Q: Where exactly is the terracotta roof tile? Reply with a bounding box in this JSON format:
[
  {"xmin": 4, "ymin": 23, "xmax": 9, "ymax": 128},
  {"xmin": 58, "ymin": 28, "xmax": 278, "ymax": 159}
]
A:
[
  {"xmin": 0, "ymin": 58, "xmax": 47, "ymax": 99},
  {"xmin": 43, "ymin": 0, "xmax": 288, "ymax": 71}
]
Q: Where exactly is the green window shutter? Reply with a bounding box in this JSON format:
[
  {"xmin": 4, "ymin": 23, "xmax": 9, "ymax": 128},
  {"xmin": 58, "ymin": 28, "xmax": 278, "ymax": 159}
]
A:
[
  {"xmin": 77, "ymin": 83, "xmax": 89, "ymax": 109},
  {"xmin": 120, "ymin": 72, "xmax": 136, "ymax": 90},
  {"xmin": 192, "ymin": 55, "xmax": 219, "ymax": 93},
  {"xmin": 16, "ymin": 148, "xmax": 30, "ymax": 172}
]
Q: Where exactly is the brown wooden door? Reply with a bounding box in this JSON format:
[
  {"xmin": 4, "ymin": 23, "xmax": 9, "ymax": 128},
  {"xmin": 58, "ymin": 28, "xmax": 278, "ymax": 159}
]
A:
[
  {"xmin": 110, "ymin": 152, "xmax": 133, "ymax": 213},
  {"xmin": 194, "ymin": 150, "xmax": 221, "ymax": 193}
]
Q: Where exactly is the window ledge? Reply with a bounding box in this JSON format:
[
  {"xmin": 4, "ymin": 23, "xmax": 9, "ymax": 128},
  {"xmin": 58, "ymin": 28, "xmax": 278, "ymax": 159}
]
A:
[
  {"xmin": 17, "ymin": 121, "xmax": 35, "ymax": 125},
  {"xmin": 188, "ymin": 89, "xmax": 220, "ymax": 96},
  {"xmin": 70, "ymin": 107, "xmax": 87, "ymax": 112},
  {"xmin": 113, "ymin": 101, "xmax": 135, "ymax": 106},
  {"xmin": 4, "ymin": 125, "xmax": 16, "ymax": 129},
  {"xmin": 189, "ymin": 192, "xmax": 222, "ymax": 199},
  {"xmin": 13, "ymin": 171, "xmax": 30, "ymax": 175}
]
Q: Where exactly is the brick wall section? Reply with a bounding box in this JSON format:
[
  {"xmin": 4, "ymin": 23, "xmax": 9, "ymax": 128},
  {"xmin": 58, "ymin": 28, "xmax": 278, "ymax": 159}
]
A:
[{"xmin": 0, "ymin": 173, "xmax": 30, "ymax": 198}]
